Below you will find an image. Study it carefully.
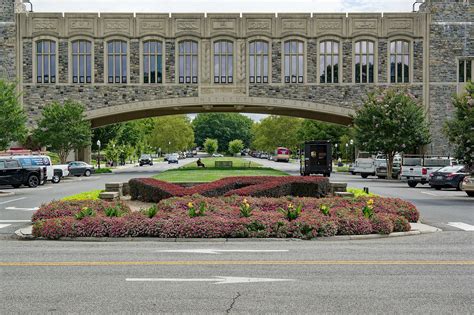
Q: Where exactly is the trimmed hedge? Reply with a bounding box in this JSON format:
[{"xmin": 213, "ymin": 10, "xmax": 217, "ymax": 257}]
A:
[
  {"xmin": 129, "ymin": 176, "xmax": 330, "ymax": 203},
  {"xmin": 32, "ymin": 195, "xmax": 418, "ymax": 239}
]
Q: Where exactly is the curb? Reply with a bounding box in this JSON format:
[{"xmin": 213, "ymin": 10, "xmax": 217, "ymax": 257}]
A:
[{"xmin": 0, "ymin": 191, "xmax": 15, "ymax": 198}]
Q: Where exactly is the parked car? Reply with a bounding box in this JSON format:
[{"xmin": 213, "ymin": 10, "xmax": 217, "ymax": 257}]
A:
[
  {"xmin": 401, "ymin": 155, "xmax": 456, "ymax": 188},
  {"xmin": 429, "ymin": 165, "xmax": 468, "ymax": 190},
  {"xmin": 68, "ymin": 161, "xmax": 95, "ymax": 177},
  {"xmin": 0, "ymin": 158, "xmax": 46, "ymax": 188},
  {"xmin": 168, "ymin": 154, "xmax": 179, "ymax": 164},
  {"xmin": 375, "ymin": 161, "xmax": 401, "ymax": 179},
  {"xmin": 12, "ymin": 155, "xmax": 67, "ymax": 184},
  {"xmin": 260, "ymin": 153, "xmax": 269, "ymax": 159},
  {"xmin": 185, "ymin": 152, "xmax": 194, "ymax": 158},
  {"xmin": 212, "ymin": 153, "xmax": 224, "ymax": 157},
  {"xmin": 139, "ymin": 154, "xmax": 153, "ymax": 166},
  {"xmin": 461, "ymin": 176, "xmax": 474, "ymax": 197}
]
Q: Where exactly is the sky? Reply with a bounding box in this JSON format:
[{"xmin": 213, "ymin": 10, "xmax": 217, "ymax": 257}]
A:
[
  {"xmin": 33, "ymin": 0, "xmax": 416, "ymax": 14},
  {"xmin": 32, "ymin": 0, "xmax": 416, "ymax": 121}
]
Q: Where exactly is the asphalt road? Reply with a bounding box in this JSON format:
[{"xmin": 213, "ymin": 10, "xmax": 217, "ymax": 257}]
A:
[
  {"xmin": 248, "ymin": 157, "xmax": 474, "ymax": 231},
  {"xmin": 1, "ymin": 233, "xmax": 472, "ymax": 313}
]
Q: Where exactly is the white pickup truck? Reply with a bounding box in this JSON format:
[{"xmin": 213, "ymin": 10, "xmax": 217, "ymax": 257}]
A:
[
  {"xmin": 353, "ymin": 153, "xmax": 386, "ymax": 178},
  {"xmin": 11, "ymin": 155, "xmax": 69, "ymax": 184},
  {"xmin": 400, "ymin": 155, "xmax": 455, "ymax": 188}
]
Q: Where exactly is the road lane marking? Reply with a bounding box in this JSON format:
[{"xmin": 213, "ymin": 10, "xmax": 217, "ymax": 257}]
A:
[
  {"xmin": 5, "ymin": 207, "xmax": 39, "ymax": 211},
  {"xmin": 0, "ymin": 224, "xmax": 11, "ymax": 229},
  {"xmin": 1, "ymin": 260, "xmax": 473, "ymax": 267},
  {"xmin": 0, "ymin": 197, "xmax": 26, "ymax": 205},
  {"xmin": 0, "ymin": 220, "xmax": 31, "ymax": 223},
  {"xmin": 419, "ymin": 191, "xmax": 438, "ymax": 196},
  {"xmin": 156, "ymin": 249, "xmax": 289, "ymax": 255},
  {"xmin": 447, "ymin": 222, "xmax": 474, "ymax": 231},
  {"xmin": 126, "ymin": 276, "xmax": 295, "ymax": 285}
]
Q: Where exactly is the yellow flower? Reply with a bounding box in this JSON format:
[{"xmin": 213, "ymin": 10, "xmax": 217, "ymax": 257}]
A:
[
  {"xmin": 367, "ymin": 199, "xmax": 374, "ymax": 206},
  {"xmin": 243, "ymin": 198, "xmax": 248, "ymax": 204},
  {"xmin": 187, "ymin": 202, "xmax": 194, "ymax": 208},
  {"xmin": 288, "ymin": 203, "xmax": 294, "ymax": 209}
]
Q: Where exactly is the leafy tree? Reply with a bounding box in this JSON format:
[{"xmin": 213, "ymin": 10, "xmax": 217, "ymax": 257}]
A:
[
  {"xmin": 193, "ymin": 113, "xmax": 253, "ymax": 151},
  {"xmin": 0, "ymin": 80, "xmax": 27, "ymax": 150},
  {"xmin": 33, "ymin": 100, "xmax": 92, "ymax": 163},
  {"xmin": 252, "ymin": 116, "xmax": 302, "ymax": 153},
  {"xmin": 204, "ymin": 138, "xmax": 218, "ymax": 155},
  {"xmin": 104, "ymin": 139, "xmax": 119, "ymax": 165},
  {"xmin": 444, "ymin": 82, "xmax": 474, "ymax": 171},
  {"xmin": 297, "ymin": 120, "xmax": 350, "ymax": 144},
  {"xmin": 148, "ymin": 115, "xmax": 194, "ymax": 153},
  {"xmin": 228, "ymin": 139, "xmax": 244, "ymax": 155},
  {"xmin": 92, "ymin": 124, "xmax": 121, "ymax": 151},
  {"xmin": 354, "ymin": 88, "xmax": 431, "ymax": 177}
]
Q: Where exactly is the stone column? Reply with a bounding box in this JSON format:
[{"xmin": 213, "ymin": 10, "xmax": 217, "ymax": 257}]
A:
[{"xmin": 77, "ymin": 146, "xmax": 92, "ymax": 164}]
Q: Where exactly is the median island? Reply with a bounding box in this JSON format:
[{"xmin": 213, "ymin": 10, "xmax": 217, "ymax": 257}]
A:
[{"xmin": 31, "ymin": 159, "xmax": 420, "ymax": 239}]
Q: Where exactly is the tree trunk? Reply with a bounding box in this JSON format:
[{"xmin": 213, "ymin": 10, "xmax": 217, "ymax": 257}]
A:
[
  {"xmin": 59, "ymin": 150, "xmax": 69, "ymax": 164},
  {"xmin": 387, "ymin": 153, "xmax": 395, "ymax": 180}
]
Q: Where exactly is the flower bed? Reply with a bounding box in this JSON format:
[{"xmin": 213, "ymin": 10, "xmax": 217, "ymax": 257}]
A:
[
  {"xmin": 32, "ymin": 196, "xmax": 418, "ymax": 239},
  {"xmin": 129, "ymin": 176, "xmax": 330, "ymax": 203}
]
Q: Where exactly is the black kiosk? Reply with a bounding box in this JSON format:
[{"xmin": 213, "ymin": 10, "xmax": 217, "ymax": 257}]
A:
[{"xmin": 300, "ymin": 140, "xmax": 332, "ymax": 177}]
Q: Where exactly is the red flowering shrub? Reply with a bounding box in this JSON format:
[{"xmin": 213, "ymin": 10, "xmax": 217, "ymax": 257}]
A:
[
  {"xmin": 129, "ymin": 176, "xmax": 330, "ymax": 203},
  {"xmin": 32, "ymin": 195, "xmax": 419, "ymax": 239}
]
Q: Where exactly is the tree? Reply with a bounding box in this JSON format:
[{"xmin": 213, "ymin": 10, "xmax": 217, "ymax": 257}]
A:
[
  {"xmin": 297, "ymin": 120, "xmax": 350, "ymax": 144},
  {"xmin": 148, "ymin": 115, "xmax": 194, "ymax": 153},
  {"xmin": 444, "ymin": 82, "xmax": 474, "ymax": 171},
  {"xmin": 228, "ymin": 139, "xmax": 244, "ymax": 155},
  {"xmin": 252, "ymin": 116, "xmax": 302, "ymax": 153},
  {"xmin": 354, "ymin": 88, "xmax": 431, "ymax": 177},
  {"xmin": 0, "ymin": 80, "xmax": 27, "ymax": 150},
  {"xmin": 204, "ymin": 138, "xmax": 218, "ymax": 155},
  {"xmin": 104, "ymin": 139, "xmax": 119, "ymax": 166},
  {"xmin": 193, "ymin": 113, "xmax": 253, "ymax": 152},
  {"xmin": 33, "ymin": 100, "xmax": 92, "ymax": 163}
]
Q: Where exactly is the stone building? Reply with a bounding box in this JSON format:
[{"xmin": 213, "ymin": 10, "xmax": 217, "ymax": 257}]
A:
[{"xmin": 0, "ymin": 0, "xmax": 472, "ymax": 158}]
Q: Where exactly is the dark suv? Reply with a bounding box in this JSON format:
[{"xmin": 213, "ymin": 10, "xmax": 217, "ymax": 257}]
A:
[
  {"xmin": 0, "ymin": 159, "xmax": 45, "ymax": 188},
  {"xmin": 139, "ymin": 154, "xmax": 153, "ymax": 166}
]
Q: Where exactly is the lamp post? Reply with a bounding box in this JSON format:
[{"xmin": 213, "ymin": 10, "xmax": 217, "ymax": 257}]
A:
[
  {"xmin": 168, "ymin": 141, "xmax": 171, "ymax": 154},
  {"xmin": 334, "ymin": 143, "xmax": 338, "ymax": 160},
  {"xmin": 96, "ymin": 140, "xmax": 101, "ymax": 169},
  {"xmin": 350, "ymin": 139, "xmax": 354, "ymax": 163},
  {"xmin": 345, "ymin": 143, "xmax": 349, "ymax": 164}
]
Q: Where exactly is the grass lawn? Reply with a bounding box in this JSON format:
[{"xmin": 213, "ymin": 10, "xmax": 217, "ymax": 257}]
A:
[
  {"xmin": 154, "ymin": 168, "xmax": 288, "ymax": 183},
  {"xmin": 62, "ymin": 190, "xmax": 103, "ymax": 201},
  {"xmin": 181, "ymin": 157, "xmax": 261, "ymax": 169}
]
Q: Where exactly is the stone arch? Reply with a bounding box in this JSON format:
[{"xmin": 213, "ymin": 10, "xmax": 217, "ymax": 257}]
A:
[{"xmin": 86, "ymin": 96, "xmax": 355, "ymax": 128}]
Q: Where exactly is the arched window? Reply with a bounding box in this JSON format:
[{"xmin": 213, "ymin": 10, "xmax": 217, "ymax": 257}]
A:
[
  {"xmin": 36, "ymin": 40, "xmax": 56, "ymax": 84},
  {"xmin": 72, "ymin": 40, "xmax": 92, "ymax": 84},
  {"xmin": 143, "ymin": 41, "xmax": 163, "ymax": 84},
  {"xmin": 249, "ymin": 41, "xmax": 269, "ymax": 84},
  {"xmin": 355, "ymin": 41, "xmax": 374, "ymax": 84},
  {"xmin": 390, "ymin": 40, "xmax": 410, "ymax": 83},
  {"xmin": 178, "ymin": 41, "xmax": 198, "ymax": 84},
  {"xmin": 107, "ymin": 40, "xmax": 127, "ymax": 84},
  {"xmin": 284, "ymin": 40, "xmax": 304, "ymax": 83},
  {"xmin": 214, "ymin": 40, "xmax": 233, "ymax": 84},
  {"xmin": 319, "ymin": 40, "xmax": 339, "ymax": 84}
]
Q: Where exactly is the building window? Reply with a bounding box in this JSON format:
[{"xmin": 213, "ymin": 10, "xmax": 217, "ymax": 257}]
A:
[
  {"xmin": 355, "ymin": 41, "xmax": 375, "ymax": 84},
  {"xmin": 36, "ymin": 40, "xmax": 56, "ymax": 84},
  {"xmin": 459, "ymin": 59, "xmax": 473, "ymax": 83},
  {"xmin": 72, "ymin": 40, "xmax": 92, "ymax": 84},
  {"xmin": 178, "ymin": 41, "xmax": 198, "ymax": 84},
  {"xmin": 319, "ymin": 41, "xmax": 339, "ymax": 84},
  {"xmin": 214, "ymin": 40, "xmax": 233, "ymax": 84},
  {"xmin": 390, "ymin": 40, "xmax": 410, "ymax": 83},
  {"xmin": 249, "ymin": 41, "xmax": 269, "ymax": 84},
  {"xmin": 107, "ymin": 40, "xmax": 127, "ymax": 84},
  {"xmin": 143, "ymin": 41, "xmax": 163, "ymax": 84},
  {"xmin": 284, "ymin": 40, "xmax": 304, "ymax": 83}
]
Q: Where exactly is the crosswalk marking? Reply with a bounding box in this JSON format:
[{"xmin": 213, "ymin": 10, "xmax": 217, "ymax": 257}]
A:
[
  {"xmin": 0, "ymin": 220, "xmax": 31, "ymax": 223},
  {"xmin": 0, "ymin": 224, "xmax": 12, "ymax": 229},
  {"xmin": 447, "ymin": 222, "xmax": 474, "ymax": 231}
]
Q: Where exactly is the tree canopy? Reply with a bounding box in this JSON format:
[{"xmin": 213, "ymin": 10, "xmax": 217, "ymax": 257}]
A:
[
  {"xmin": 193, "ymin": 113, "xmax": 253, "ymax": 152},
  {"xmin": 228, "ymin": 139, "xmax": 244, "ymax": 155},
  {"xmin": 252, "ymin": 116, "xmax": 303, "ymax": 152},
  {"xmin": 0, "ymin": 80, "xmax": 27, "ymax": 150},
  {"xmin": 354, "ymin": 88, "xmax": 431, "ymax": 176},
  {"xmin": 33, "ymin": 100, "xmax": 92, "ymax": 163},
  {"xmin": 444, "ymin": 82, "xmax": 474, "ymax": 171},
  {"xmin": 297, "ymin": 120, "xmax": 349, "ymax": 144},
  {"xmin": 203, "ymin": 138, "xmax": 218, "ymax": 155},
  {"xmin": 148, "ymin": 115, "xmax": 194, "ymax": 153}
]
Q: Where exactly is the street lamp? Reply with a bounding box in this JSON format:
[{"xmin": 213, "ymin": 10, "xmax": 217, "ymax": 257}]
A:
[
  {"xmin": 334, "ymin": 143, "xmax": 338, "ymax": 160},
  {"xmin": 350, "ymin": 139, "xmax": 354, "ymax": 163},
  {"xmin": 345, "ymin": 143, "xmax": 349, "ymax": 164},
  {"xmin": 168, "ymin": 141, "xmax": 171, "ymax": 154},
  {"xmin": 96, "ymin": 140, "xmax": 101, "ymax": 169}
]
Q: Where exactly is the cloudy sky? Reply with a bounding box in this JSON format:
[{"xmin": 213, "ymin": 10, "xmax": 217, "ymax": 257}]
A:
[{"xmin": 34, "ymin": 0, "xmax": 416, "ymax": 13}]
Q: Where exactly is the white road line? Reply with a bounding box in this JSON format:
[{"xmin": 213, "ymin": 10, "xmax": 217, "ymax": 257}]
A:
[
  {"xmin": 5, "ymin": 207, "xmax": 39, "ymax": 211},
  {"xmin": 447, "ymin": 222, "xmax": 474, "ymax": 231},
  {"xmin": 419, "ymin": 191, "xmax": 438, "ymax": 197},
  {"xmin": 0, "ymin": 224, "xmax": 12, "ymax": 229},
  {"xmin": 0, "ymin": 197, "xmax": 26, "ymax": 205},
  {"xmin": 0, "ymin": 220, "xmax": 31, "ymax": 223},
  {"xmin": 156, "ymin": 249, "xmax": 289, "ymax": 255}
]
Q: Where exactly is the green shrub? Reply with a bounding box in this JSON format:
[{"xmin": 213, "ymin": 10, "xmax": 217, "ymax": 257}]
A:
[
  {"xmin": 104, "ymin": 206, "xmax": 124, "ymax": 217},
  {"xmin": 320, "ymin": 204, "xmax": 330, "ymax": 216},
  {"xmin": 62, "ymin": 190, "xmax": 103, "ymax": 201},
  {"xmin": 75, "ymin": 207, "xmax": 96, "ymax": 220},
  {"xmin": 278, "ymin": 203, "xmax": 302, "ymax": 221},
  {"xmin": 143, "ymin": 205, "xmax": 159, "ymax": 218},
  {"xmin": 95, "ymin": 168, "xmax": 113, "ymax": 174},
  {"xmin": 347, "ymin": 188, "xmax": 377, "ymax": 198},
  {"xmin": 188, "ymin": 201, "xmax": 206, "ymax": 218},
  {"xmin": 239, "ymin": 198, "xmax": 253, "ymax": 218}
]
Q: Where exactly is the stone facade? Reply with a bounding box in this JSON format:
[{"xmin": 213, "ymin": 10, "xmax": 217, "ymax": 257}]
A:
[{"xmin": 0, "ymin": 0, "xmax": 473, "ymax": 156}]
